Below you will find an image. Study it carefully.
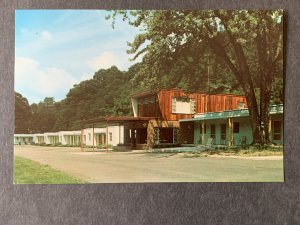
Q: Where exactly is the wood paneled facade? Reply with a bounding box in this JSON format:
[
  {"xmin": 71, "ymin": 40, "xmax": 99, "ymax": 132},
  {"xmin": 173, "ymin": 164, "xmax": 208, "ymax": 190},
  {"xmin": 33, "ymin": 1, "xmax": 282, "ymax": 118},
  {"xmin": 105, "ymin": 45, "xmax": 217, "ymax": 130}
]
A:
[
  {"xmin": 126, "ymin": 89, "xmax": 247, "ymax": 149},
  {"xmin": 81, "ymin": 89, "xmax": 248, "ymax": 150},
  {"xmin": 132, "ymin": 89, "xmax": 247, "ymax": 121}
]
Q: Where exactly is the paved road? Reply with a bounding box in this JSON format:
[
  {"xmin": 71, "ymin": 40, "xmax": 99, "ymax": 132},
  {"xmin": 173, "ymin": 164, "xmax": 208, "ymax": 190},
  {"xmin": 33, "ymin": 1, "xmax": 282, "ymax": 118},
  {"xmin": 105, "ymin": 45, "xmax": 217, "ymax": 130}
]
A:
[{"xmin": 14, "ymin": 146, "xmax": 284, "ymax": 183}]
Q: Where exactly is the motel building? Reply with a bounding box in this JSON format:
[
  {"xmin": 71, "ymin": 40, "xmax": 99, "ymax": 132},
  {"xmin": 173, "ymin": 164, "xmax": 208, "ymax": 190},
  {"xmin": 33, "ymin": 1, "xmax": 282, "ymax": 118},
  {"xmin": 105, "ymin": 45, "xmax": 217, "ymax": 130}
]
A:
[
  {"xmin": 34, "ymin": 133, "xmax": 45, "ymax": 144},
  {"xmin": 179, "ymin": 104, "xmax": 284, "ymax": 146},
  {"xmin": 14, "ymin": 134, "xmax": 34, "ymax": 145},
  {"xmin": 83, "ymin": 89, "xmax": 248, "ymax": 150},
  {"xmin": 14, "ymin": 89, "xmax": 283, "ymax": 150},
  {"xmin": 14, "ymin": 126, "xmax": 124, "ymax": 148}
]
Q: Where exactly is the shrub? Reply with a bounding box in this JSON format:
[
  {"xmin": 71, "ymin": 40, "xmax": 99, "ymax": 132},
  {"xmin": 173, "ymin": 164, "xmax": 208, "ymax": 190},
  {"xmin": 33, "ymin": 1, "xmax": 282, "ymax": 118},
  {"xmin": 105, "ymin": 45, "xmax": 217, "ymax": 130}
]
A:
[{"xmin": 152, "ymin": 143, "xmax": 181, "ymax": 149}]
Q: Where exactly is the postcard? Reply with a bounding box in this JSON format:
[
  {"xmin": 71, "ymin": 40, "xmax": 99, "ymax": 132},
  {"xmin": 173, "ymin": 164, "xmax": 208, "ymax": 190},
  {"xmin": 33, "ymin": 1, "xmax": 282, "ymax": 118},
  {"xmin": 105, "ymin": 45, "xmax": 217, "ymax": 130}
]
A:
[{"xmin": 14, "ymin": 10, "xmax": 284, "ymax": 183}]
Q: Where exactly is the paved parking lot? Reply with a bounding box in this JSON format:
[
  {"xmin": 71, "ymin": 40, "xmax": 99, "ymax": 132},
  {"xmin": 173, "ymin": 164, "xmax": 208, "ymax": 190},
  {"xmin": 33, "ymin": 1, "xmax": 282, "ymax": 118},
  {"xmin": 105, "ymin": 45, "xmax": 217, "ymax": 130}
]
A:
[{"xmin": 14, "ymin": 146, "xmax": 284, "ymax": 183}]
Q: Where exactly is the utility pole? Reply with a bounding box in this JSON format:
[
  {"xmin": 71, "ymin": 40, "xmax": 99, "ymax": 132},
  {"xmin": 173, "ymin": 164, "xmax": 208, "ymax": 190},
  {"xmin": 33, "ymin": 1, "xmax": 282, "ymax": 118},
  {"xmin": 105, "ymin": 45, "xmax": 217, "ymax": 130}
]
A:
[
  {"xmin": 206, "ymin": 57, "xmax": 210, "ymax": 113},
  {"xmin": 207, "ymin": 57, "xmax": 210, "ymax": 94}
]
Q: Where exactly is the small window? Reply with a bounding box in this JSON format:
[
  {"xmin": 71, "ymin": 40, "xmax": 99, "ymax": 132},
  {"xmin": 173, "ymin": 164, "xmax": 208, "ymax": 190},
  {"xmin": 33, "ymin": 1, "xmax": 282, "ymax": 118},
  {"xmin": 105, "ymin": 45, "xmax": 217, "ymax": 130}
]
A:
[
  {"xmin": 109, "ymin": 132, "xmax": 112, "ymax": 142},
  {"xmin": 273, "ymin": 121, "xmax": 281, "ymax": 141},
  {"xmin": 221, "ymin": 124, "xmax": 226, "ymax": 140},
  {"xmin": 233, "ymin": 122, "xmax": 240, "ymax": 133},
  {"xmin": 237, "ymin": 102, "xmax": 246, "ymax": 109},
  {"xmin": 88, "ymin": 133, "xmax": 91, "ymax": 141},
  {"xmin": 84, "ymin": 135, "xmax": 86, "ymax": 142},
  {"xmin": 211, "ymin": 124, "xmax": 216, "ymax": 139}
]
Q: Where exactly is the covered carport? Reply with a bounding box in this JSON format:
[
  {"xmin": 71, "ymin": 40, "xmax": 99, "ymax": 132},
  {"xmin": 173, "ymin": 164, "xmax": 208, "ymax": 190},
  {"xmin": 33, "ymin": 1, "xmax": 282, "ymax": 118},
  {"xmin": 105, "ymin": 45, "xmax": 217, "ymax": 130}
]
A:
[{"xmin": 81, "ymin": 116, "xmax": 157, "ymax": 151}]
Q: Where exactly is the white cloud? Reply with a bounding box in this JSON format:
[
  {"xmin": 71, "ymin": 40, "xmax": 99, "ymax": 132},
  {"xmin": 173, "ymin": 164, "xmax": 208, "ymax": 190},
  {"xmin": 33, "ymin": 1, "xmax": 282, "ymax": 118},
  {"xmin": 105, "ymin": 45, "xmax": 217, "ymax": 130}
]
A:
[
  {"xmin": 79, "ymin": 73, "xmax": 93, "ymax": 82},
  {"xmin": 86, "ymin": 51, "xmax": 129, "ymax": 71},
  {"xmin": 41, "ymin": 30, "xmax": 53, "ymax": 41},
  {"xmin": 15, "ymin": 57, "xmax": 77, "ymax": 103},
  {"xmin": 86, "ymin": 52, "xmax": 117, "ymax": 70}
]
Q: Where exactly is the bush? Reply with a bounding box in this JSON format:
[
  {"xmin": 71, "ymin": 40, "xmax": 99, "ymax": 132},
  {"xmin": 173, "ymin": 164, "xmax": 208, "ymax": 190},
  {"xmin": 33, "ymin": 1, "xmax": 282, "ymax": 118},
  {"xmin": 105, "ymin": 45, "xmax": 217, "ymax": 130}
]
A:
[
  {"xmin": 97, "ymin": 144, "xmax": 105, "ymax": 149},
  {"xmin": 112, "ymin": 145, "xmax": 131, "ymax": 152},
  {"xmin": 117, "ymin": 143, "xmax": 131, "ymax": 147},
  {"xmin": 152, "ymin": 143, "xmax": 181, "ymax": 149}
]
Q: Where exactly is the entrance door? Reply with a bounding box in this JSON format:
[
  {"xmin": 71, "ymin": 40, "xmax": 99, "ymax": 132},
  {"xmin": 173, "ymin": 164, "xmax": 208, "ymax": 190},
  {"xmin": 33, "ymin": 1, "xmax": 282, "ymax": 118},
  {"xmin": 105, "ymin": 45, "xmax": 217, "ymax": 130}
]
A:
[
  {"xmin": 220, "ymin": 124, "xmax": 227, "ymax": 145},
  {"xmin": 159, "ymin": 128, "xmax": 174, "ymax": 143}
]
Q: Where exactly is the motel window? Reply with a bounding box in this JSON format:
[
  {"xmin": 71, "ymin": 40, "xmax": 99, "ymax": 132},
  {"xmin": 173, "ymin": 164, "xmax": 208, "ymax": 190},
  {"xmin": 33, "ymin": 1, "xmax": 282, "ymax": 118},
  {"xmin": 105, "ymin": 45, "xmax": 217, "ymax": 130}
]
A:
[
  {"xmin": 273, "ymin": 121, "xmax": 282, "ymax": 141},
  {"xmin": 237, "ymin": 102, "xmax": 246, "ymax": 109},
  {"xmin": 221, "ymin": 124, "xmax": 226, "ymax": 140},
  {"xmin": 88, "ymin": 133, "xmax": 91, "ymax": 141},
  {"xmin": 173, "ymin": 128, "xmax": 180, "ymax": 143},
  {"xmin": 172, "ymin": 97, "xmax": 195, "ymax": 114},
  {"xmin": 109, "ymin": 132, "xmax": 112, "ymax": 142},
  {"xmin": 233, "ymin": 122, "xmax": 240, "ymax": 133},
  {"xmin": 211, "ymin": 124, "xmax": 216, "ymax": 139}
]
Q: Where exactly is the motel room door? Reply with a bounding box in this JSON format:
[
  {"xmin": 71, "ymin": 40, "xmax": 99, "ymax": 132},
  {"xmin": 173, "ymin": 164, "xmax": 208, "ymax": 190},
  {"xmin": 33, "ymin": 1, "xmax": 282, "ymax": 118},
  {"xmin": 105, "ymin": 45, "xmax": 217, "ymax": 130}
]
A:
[{"xmin": 96, "ymin": 133, "xmax": 106, "ymax": 146}]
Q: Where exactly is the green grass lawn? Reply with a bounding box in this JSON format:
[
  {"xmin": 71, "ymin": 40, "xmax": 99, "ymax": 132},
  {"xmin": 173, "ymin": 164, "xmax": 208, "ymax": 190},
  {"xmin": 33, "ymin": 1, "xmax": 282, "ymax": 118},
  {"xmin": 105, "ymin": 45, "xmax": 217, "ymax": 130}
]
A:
[{"xmin": 14, "ymin": 156, "xmax": 86, "ymax": 184}]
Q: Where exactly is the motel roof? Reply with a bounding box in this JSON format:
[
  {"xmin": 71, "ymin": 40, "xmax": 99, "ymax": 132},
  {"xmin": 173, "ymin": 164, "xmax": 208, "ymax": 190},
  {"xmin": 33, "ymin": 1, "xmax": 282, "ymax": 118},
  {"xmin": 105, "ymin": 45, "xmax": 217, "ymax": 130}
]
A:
[
  {"xmin": 129, "ymin": 88, "xmax": 246, "ymax": 98},
  {"xmin": 179, "ymin": 104, "xmax": 283, "ymax": 122},
  {"xmin": 82, "ymin": 116, "xmax": 159, "ymax": 125},
  {"xmin": 14, "ymin": 134, "xmax": 35, "ymax": 137}
]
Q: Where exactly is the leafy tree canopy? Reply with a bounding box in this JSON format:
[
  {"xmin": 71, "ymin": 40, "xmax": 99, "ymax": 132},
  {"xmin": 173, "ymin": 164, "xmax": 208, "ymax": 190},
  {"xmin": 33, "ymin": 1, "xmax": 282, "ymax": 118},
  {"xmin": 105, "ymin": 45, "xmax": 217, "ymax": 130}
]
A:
[{"xmin": 109, "ymin": 10, "xmax": 283, "ymax": 144}]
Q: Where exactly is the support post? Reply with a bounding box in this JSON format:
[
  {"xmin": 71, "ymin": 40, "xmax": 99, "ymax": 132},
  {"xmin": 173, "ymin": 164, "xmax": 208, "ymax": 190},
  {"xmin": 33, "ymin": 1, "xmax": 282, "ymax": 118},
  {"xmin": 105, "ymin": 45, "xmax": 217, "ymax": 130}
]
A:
[
  {"xmin": 92, "ymin": 123, "xmax": 95, "ymax": 151},
  {"xmin": 81, "ymin": 127, "xmax": 84, "ymax": 152},
  {"xmin": 228, "ymin": 118, "xmax": 233, "ymax": 146},
  {"xmin": 106, "ymin": 123, "xmax": 108, "ymax": 150},
  {"xmin": 201, "ymin": 121, "xmax": 205, "ymax": 145}
]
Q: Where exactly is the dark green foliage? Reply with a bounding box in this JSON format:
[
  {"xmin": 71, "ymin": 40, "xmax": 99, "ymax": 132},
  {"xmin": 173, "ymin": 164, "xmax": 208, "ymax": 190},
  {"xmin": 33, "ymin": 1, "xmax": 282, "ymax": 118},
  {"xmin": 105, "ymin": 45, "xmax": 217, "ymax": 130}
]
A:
[
  {"xmin": 15, "ymin": 92, "xmax": 32, "ymax": 133},
  {"xmin": 61, "ymin": 66, "xmax": 134, "ymax": 130},
  {"xmin": 109, "ymin": 10, "xmax": 283, "ymax": 145},
  {"xmin": 15, "ymin": 66, "xmax": 137, "ymax": 133}
]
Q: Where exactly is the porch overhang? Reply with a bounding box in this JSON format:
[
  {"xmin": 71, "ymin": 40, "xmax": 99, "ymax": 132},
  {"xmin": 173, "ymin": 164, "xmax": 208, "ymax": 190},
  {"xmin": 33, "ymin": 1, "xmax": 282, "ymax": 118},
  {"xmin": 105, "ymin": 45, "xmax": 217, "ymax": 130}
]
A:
[
  {"xmin": 81, "ymin": 116, "xmax": 159, "ymax": 126},
  {"xmin": 179, "ymin": 104, "xmax": 283, "ymax": 123}
]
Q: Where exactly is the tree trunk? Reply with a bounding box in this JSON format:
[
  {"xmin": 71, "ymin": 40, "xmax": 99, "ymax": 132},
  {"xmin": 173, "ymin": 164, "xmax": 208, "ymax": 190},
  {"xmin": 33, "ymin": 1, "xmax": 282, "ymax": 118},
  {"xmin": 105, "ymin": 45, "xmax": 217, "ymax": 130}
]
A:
[
  {"xmin": 243, "ymin": 86, "xmax": 264, "ymax": 145},
  {"xmin": 260, "ymin": 73, "xmax": 273, "ymax": 145}
]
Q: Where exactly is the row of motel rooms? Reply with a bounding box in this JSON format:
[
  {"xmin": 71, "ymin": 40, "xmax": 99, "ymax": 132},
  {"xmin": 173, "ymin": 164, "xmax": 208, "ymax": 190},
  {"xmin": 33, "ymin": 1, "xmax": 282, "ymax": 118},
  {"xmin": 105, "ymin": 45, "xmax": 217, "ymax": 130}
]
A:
[{"xmin": 14, "ymin": 89, "xmax": 284, "ymax": 149}]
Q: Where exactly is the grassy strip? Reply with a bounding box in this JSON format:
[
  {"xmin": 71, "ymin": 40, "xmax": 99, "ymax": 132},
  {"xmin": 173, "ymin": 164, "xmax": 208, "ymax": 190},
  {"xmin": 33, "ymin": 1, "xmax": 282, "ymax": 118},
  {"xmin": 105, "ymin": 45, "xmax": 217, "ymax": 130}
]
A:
[
  {"xmin": 183, "ymin": 148, "xmax": 283, "ymax": 158},
  {"xmin": 14, "ymin": 156, "xmax": 86, "ymax": 184}
]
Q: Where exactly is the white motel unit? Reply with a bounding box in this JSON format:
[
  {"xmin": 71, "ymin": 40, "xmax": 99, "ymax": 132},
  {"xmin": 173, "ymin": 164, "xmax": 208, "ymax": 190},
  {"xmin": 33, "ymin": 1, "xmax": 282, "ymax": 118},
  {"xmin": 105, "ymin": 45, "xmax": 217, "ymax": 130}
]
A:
[
  {"xmin": 14, "ymin": 125, "xmax": 125, "ymax": 148},
  {"xmin": 14, "ymin": 134, "xmax": 34, "ymax": 145},
  {"xmin": 83, "ymin": 126, "xmax": 124, "ymax": 147}
]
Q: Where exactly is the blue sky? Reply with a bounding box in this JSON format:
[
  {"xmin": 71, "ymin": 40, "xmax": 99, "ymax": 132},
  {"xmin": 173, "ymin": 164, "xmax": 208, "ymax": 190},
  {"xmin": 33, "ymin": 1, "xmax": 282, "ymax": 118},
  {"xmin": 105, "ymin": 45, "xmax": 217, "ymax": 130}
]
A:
[{"xmin": 15, "ymin": 10, "xmax": 142, "ymax": 104}]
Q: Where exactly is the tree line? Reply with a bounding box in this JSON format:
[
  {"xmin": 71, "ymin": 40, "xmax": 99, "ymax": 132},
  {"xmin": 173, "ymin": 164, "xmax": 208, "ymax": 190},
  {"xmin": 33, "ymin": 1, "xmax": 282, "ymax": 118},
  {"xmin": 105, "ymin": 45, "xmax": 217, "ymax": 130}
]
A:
[{"xmin": 15, "ymin": 65, "xmax": 134, "ymax": 133}]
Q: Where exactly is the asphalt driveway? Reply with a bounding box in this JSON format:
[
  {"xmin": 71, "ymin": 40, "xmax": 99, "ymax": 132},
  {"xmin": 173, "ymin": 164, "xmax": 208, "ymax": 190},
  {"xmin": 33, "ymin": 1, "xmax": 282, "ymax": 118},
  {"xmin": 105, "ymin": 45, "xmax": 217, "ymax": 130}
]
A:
[{"xmin": 14, "ymin": 145, "xmax": 284, "ymax": 183}]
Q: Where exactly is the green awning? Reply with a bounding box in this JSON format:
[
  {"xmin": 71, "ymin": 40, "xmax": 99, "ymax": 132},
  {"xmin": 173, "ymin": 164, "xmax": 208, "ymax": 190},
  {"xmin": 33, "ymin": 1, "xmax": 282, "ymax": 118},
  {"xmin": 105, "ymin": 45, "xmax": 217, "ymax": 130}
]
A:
[{"xmin": 179, "ymin": 104, "xmax": 283, "ymax": 122}]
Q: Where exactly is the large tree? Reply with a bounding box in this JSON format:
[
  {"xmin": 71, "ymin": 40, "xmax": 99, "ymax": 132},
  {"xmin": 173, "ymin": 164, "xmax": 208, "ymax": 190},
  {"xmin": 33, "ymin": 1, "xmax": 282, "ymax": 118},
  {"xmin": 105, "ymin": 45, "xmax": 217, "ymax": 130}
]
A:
[
  {"xmin": 15, "ymin": 92, "xmax": 32, "ymax": 133},
  {"xmin": 29, "ymin": 97, "xmax": 57, "ymax": 133},
  {"xmin": 109, "ymin": 10, "xmax": 283, "ymax": 145}
]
